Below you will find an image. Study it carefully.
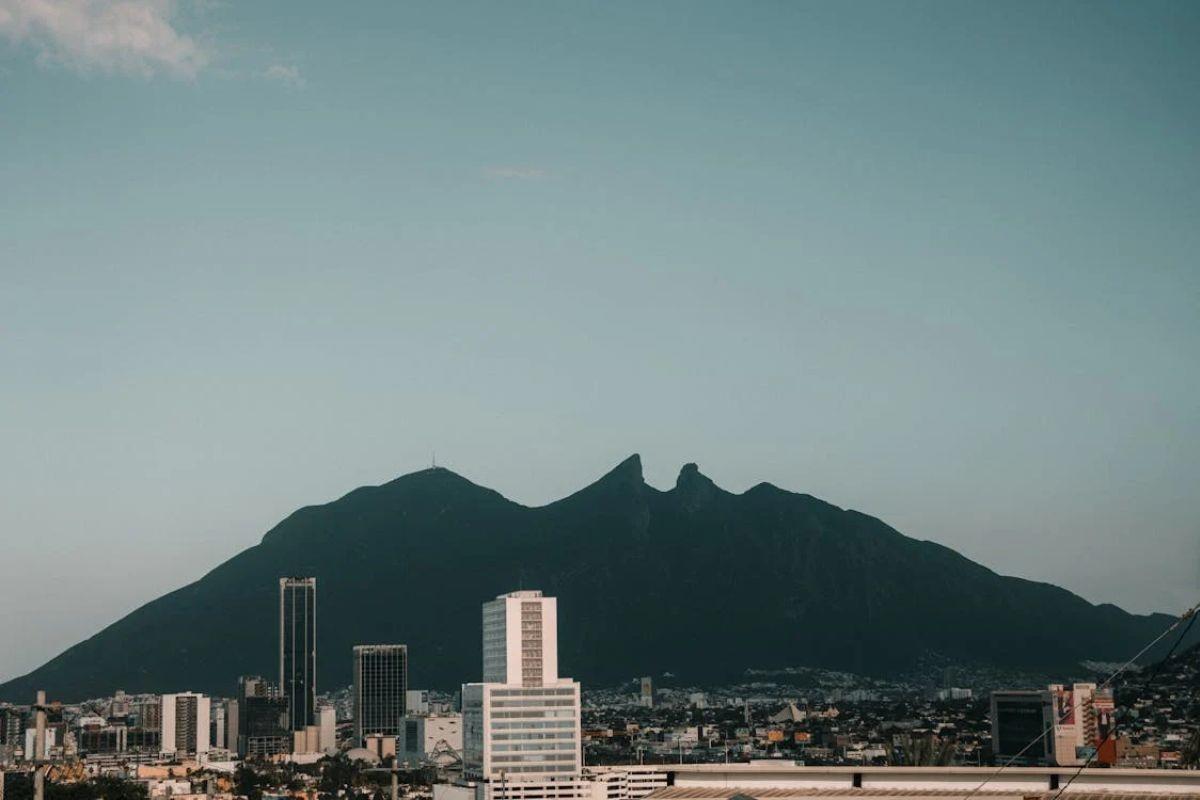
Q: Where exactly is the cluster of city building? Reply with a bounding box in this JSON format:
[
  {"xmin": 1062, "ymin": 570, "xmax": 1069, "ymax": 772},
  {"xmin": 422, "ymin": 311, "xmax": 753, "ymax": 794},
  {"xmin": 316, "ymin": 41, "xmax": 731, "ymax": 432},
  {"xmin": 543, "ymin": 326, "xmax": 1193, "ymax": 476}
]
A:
[
  {"xmin": 1, "ymin": 582, "xmax": 1197, "ymax": 800},
  {"xmin": 0, "ymin": 578, "xmax": 460, "ymax": 769},
  {"xmin": 579, "ymin": 667, "xmax": 1195, "ymax": 770},
  {"xmin": 0, "ymin": 584, "xmax": 594, "ymax": 800}
]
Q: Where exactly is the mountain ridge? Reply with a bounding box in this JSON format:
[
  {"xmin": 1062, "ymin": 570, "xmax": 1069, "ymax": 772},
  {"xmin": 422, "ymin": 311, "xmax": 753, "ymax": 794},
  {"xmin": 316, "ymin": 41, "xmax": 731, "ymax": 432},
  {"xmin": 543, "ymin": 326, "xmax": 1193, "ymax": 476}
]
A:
[{"xmin": 1, "ymin": 455, "xmax": 1189, "ymax": 703}]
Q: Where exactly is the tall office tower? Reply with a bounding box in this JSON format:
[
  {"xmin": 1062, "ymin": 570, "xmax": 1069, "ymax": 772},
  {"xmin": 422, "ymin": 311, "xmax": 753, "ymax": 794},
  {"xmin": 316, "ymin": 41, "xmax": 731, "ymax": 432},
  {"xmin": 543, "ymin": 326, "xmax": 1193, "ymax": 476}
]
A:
[
  {"xmin": 279, "ymin": 577, "xmax": 317, "ymax": 731},
  {"xmin": 353, "ymin": 645, "xmax": 408, "ymax": 745},
  {"xmin": 464, "ymin": 590, "xmax": 583, "ymax": 800},
  {"xmin": 481, "ymin": 590, "xmax": 559, "ymax": 685},
  {"xmin": 160, "ymin": 693, "xmax": 211, "ymax": 757}
]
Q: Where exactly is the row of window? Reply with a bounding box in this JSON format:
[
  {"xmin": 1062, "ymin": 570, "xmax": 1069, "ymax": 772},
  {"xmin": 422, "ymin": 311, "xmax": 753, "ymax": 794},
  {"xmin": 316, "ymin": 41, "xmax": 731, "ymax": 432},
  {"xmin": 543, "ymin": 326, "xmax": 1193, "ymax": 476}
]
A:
[
  {"xmin": 491, "ymin": 753, "xmax": 577, "ymax": 764},
  {"xmin": 492, "ymin": 699, "xmax": 576, "ymax": 708},
  {"xmin": 491, "ymin": 720, "xmax": 575, "ymax": 730},
  {"xmin": 492, "ymin": 731, "xmax": 575, "ymax": 741},
  {"xmin": 492, "ymin": 711, "xmax": 576, "ymax": 721},
  {"xmin": 491, "ymin": 742, "xmax": 576, "ymax": 752},
  {"xmin": 490, "ymin": 688, "xmax": 575, "ymax": 698}
]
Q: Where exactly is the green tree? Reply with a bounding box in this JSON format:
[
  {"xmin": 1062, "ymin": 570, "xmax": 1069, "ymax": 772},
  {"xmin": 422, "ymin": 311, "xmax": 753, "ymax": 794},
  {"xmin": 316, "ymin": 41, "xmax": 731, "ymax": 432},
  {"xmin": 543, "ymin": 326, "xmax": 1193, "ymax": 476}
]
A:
[
  {"xmin": 1183, "ymin": 729, "xmax": 1200, "ymax": 769},
  {"xmin": 234, "ymin": 763, "xmax": 263, "ymax": 800}
]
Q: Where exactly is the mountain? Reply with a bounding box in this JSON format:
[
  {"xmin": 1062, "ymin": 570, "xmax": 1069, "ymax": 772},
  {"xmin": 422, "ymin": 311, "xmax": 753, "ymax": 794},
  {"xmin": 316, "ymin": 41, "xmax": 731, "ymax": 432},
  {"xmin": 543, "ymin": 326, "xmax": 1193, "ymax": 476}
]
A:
[{"xmin": 0, "ymin": 456, "xmax": 1190, "ymax": 702}]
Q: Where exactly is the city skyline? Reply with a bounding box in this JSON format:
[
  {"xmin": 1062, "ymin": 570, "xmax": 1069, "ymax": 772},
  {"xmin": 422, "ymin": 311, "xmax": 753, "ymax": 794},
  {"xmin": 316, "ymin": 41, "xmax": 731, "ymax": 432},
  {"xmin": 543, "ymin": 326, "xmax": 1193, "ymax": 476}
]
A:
[
  {"xmin": 0, "ymin": 456, "xmax": 1195, "ymax": 700},
  {"xmin": 1, "ymin": 1, "xmax": 1198, "ymax": 787},
  {"xmin": 1, "ymin": 581, "xmax": 1195, "ymax": 775},
  {"xmin": 2, "ymin": 0, "xmax": 1199, "ymax": 684}
]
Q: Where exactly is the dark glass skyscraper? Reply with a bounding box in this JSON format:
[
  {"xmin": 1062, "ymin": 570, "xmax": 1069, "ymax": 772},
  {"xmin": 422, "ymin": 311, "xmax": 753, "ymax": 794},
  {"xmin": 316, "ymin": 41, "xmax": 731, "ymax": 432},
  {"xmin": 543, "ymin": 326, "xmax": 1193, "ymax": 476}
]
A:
[
  {"xmin": 353, "ymin": 644, "xmax": 408, "ymax": 744},
  {"xmin": 279, "ymin": 577, "xmax": 317, "ymax": 731}
]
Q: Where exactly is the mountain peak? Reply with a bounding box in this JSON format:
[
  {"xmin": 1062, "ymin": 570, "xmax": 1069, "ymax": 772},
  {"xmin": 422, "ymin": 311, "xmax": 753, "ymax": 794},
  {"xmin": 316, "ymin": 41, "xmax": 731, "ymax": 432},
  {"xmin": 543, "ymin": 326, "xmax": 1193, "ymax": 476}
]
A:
[
  {"xmin": 676, "ymin": 461, "xmax": 717, "ymax": 488},
  {"xmin": 609, "ymin": 453, "xmax": 643, "ymax": 482},
  {"xmin": 674, "ymin": 462, "xmax": 719, "ymax": 510},
  {"xmin": 382, "ymin": 464, "xmax": 494, "ymax": 495},
  {"xmin": 2, "ymin": 454, "xmax": 1188, "ymax": 703},
  {"xmin": 556, "ymin": 454, "xmax": 645, "ymax": 503}
]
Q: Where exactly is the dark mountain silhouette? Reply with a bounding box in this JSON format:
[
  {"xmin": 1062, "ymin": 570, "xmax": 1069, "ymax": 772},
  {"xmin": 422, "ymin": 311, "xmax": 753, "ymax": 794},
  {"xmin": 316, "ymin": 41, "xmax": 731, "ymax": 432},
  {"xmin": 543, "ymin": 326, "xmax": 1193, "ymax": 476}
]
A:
[{"xmin": 0, "ymin": 455, "xmax": 1189, "ymax": 702}]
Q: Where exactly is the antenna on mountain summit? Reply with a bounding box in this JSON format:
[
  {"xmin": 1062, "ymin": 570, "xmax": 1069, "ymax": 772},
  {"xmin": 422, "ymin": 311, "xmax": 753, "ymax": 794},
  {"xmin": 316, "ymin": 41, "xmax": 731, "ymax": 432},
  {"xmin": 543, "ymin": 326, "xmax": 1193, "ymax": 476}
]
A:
[{"xmin": 432, "ymin": 451, "xmax": 437, "ymax": 469}]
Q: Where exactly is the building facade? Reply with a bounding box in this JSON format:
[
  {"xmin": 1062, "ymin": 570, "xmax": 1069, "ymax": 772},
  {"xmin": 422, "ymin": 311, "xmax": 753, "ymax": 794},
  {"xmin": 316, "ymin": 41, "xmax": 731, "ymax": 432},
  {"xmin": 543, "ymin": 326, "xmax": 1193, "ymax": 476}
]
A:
[
  {"xmin": 408, "ymin": 690, "xmax": 432, "ymax": 716},
  {"xmin": 280, "ymin": 577, "xmax": 317, "ymax": 731},
  {"xmin": 464, "ymin": 590, "xmax": 582, "ymax": 800},
  {"xmin": 353, "ymin": 644, "xmax": 409, "ymax": 744},
  {"xmin": 241, "ymin": 696, "xmax": 290, "ymax": 758},
  {"xmin": 400, "ymin": 713, "xmax": 463, "ymax": 766},
  {"xmin": 1048, "ymin": 682, "xmax": 1116, "ymax": 766},
  {"xmin": 237, "ymin": 676, "xmax": 290, "ymax": 758},
  {"xmin": 990, "ymin": 690, "xmax": 1055, "ymax": 766},
  {"xmin": 160, "ymin": 693, "xmax": 211, "ymax": 758}
]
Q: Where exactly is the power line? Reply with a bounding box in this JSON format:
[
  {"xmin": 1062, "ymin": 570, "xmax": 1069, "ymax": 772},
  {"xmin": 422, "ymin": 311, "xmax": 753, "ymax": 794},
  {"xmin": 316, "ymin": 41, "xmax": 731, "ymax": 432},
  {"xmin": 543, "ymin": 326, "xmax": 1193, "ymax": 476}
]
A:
[
  {"xmin": 959, "ymin": 601, "xmax": 1199, "ymax": 800},
  {"xmin": 1043, "ymin": 610, "xmax": 1198, "ymax": 800}
]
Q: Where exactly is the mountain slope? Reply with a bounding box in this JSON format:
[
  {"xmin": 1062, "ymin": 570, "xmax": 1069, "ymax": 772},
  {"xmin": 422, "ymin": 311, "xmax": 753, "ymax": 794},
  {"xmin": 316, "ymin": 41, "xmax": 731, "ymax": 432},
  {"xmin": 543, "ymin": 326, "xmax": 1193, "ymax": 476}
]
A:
[{"xmin": 0, "ymin": 456, "xmax": 1188, "ymax": 702}]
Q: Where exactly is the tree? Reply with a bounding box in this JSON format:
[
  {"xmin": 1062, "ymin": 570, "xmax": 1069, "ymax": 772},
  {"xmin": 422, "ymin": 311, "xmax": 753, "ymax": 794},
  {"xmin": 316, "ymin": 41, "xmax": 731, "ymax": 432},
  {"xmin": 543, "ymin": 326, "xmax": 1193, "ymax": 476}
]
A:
[
  {"xmin": 234, "ymin": 763, "xmax": 263, "ymax": 800},
  {"xmin": 319, "ymin": 753, "xmax": 364, "ymax": 796},
  {"xmin": 1183, "ymin": 729, "xmax": 1200, "ymax": 769},
  {"xmin": 3, "ymin": 775, "xmax": 148, "ymax": 800}
]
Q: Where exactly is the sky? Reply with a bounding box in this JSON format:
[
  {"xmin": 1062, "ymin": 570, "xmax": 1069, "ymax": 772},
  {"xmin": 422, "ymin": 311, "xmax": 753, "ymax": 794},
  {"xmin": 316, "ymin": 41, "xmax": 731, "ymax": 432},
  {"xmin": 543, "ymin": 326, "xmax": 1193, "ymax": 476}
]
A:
[{"xmin": 1, "ymin": 0, "xmax": 1198, "ymax": 683}]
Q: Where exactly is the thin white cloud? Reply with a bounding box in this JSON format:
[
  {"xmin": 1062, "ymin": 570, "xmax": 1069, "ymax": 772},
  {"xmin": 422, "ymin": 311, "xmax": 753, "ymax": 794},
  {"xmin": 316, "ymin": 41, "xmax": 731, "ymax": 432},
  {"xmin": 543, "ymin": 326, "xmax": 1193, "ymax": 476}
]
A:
[
  {"xmin": 262, "ymin": 61, "xmax": 303, "ymax": 88},
  {"xmin": 0, "ymin": 0, "xmax": 208, "ymax": 78},
  {"xmin": 484, "ymin": 166, "xmax": 549, "ymax": 180}
]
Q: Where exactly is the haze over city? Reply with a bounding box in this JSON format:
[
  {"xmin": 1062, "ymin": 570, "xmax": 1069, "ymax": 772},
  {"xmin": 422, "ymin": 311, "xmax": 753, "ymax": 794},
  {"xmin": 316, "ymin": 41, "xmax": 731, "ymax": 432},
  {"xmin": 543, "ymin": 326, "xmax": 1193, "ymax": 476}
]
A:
[{"xmin": 2, "ymin": 0, "xmax": 1199, "ymax": 692}]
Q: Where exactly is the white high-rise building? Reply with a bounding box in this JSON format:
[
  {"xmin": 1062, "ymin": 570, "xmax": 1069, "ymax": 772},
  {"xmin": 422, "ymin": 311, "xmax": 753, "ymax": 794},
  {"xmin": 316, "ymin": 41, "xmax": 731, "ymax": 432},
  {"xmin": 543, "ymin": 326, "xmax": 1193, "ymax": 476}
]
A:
[
  {"xmin": 160, "ymin": 692, "xmax": 211, "ymax": 758},
  {"xmin": 482, "ymin": 591, "xmax": 560, "ymax": 686},
  {"xmin": 463, "ymin": 590, "xmax": 584, "ymax": 800}
]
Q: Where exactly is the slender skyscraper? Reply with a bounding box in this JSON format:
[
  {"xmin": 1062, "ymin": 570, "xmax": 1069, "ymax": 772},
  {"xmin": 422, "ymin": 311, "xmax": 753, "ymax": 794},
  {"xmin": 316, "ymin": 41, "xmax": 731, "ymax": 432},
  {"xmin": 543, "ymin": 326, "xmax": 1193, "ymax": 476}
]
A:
[
  {"xmin": 279, "ymin": 577, "xmax": 317, "ymax": 731},
  {"xmin": 353, "ymin": 644, "xmax": 408, "ymax": 745}
]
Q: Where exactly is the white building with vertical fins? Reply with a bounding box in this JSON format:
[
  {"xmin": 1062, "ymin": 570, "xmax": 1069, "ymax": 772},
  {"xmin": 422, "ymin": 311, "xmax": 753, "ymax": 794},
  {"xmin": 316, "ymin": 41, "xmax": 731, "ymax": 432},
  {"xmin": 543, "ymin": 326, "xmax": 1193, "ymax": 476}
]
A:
[
  {"xmin": 160, "ymin": 692, "xmax": 211, "ymax": 758},
  {"xmin": 462, "ymin": 590, "xmax": 584, "ymax": 800}
]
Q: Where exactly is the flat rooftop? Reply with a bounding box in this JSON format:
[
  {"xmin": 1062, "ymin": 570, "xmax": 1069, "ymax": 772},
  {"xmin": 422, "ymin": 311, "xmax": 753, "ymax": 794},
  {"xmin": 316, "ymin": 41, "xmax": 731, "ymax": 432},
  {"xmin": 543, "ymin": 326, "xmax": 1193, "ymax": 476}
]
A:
[
  {"xmin": 648, "ymin": 790, "xmax": 1199, "ymax": 800},
  {"xmin": 614, "ymin": 765, "xmax": 1200, "ymax": 799}
]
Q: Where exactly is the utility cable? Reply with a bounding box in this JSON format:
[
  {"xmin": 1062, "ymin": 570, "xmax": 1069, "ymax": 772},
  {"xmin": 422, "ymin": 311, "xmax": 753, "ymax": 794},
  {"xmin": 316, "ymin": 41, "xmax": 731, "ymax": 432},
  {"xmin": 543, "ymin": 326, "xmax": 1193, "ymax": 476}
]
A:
[{"xmin": 958, "ymin": 601, "xmax": 1198, "ymax": 800}]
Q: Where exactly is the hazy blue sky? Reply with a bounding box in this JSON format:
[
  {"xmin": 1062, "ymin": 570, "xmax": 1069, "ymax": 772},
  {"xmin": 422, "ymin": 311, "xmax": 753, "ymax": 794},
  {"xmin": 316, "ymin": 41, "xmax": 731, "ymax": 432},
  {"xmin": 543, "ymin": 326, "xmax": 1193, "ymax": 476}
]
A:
[{"xmin": 1, "ymin": 0, "xmax": 1198, "ymax": 683}]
